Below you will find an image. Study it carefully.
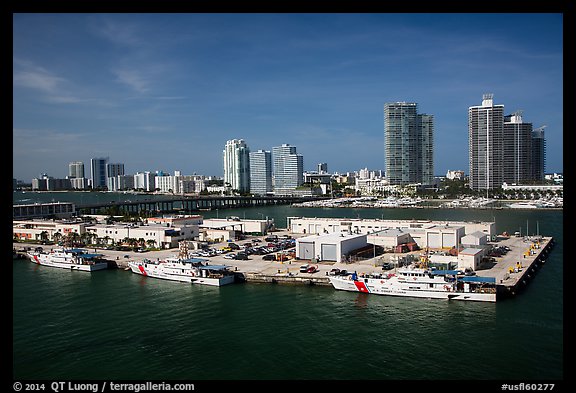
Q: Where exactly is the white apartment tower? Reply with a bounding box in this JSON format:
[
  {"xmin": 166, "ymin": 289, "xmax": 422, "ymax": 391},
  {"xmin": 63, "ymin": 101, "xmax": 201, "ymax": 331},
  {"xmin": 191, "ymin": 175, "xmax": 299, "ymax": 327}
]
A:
[
  {"xmin": 468, "ymin": 94, "xmax": 505, "ymax": 190},
  {"xmin": 469, "ymin": 94, "xmax": 545, "ymax": 190},
  {"xmin": 68, "ymin": 161, "xmax": 84, "ymax": 178},
  {"xmin": 223, "ymin": 139, "xmax": 251, "ymax": 193}
]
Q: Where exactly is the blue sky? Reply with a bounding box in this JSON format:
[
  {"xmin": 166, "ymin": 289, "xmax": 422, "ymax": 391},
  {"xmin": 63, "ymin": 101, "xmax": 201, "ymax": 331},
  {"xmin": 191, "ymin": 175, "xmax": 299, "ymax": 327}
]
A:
[{"xmin": 13, "ymin": 13, "xmax": 563, "ymax": 182}]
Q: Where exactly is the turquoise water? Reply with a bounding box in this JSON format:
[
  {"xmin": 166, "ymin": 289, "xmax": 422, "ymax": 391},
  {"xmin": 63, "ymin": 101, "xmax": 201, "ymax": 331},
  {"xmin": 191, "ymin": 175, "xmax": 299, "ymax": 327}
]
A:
[{"xmin": 12, "ymin": 193, "xmax": 563, "ymax": 380}]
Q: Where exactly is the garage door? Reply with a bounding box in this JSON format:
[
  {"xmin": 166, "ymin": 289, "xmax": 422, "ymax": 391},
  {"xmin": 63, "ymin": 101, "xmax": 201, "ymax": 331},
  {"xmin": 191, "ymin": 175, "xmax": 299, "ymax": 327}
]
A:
[
  {"xmin": 428, "ymin": 232, "xmax": 441, "ymax": 248},
  {"xmin": 299, "ymin": 242, "xmax": 315, "ymax": 260},
  {"xmin": 321, "ymin": 244, "xmax": 337, "ymax": 262},
  {"xmin": 442, "ymin": 233, "xmax": 454, "ymax": 248}
]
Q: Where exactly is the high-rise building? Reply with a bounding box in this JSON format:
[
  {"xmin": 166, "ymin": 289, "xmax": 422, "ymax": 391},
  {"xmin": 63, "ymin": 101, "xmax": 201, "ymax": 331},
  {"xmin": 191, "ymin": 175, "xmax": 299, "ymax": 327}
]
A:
[
  {"xmin": 468, "ymin": 94, "xmax": 505, "ymax": 190},
  {"xmin": 469, "ymin": 94, "xmax": 546, "ymax": 190},
  {"xmin": 384, "ymin": 102, "xmax": 434, "ymax": 185},
  {"xmin": 272, "ymin": 144, "xmax": 303, "ymax": 195},
  {"xmin": 249, "ymin": 150, "xmax": 272, "ymax": 195},
  {"xmin": 107, "ymin": 163, "xmax": 125, "ymax": 178},
  {"xmin": 223, "ymin": 139, "xmax": 250, "ymax": 193},
  {"xmin": 105, "ymin": 163, "xmax": 125, "ymax": 191},
  {"xmin": 503, "ymin": 111, "xmax": 533, "ymax": 185},
  {"xmin": 531, "ymin": 126, "xmax": 546, "ymax": 182},
  {"xmin": 68, "ymin": 161, "xmax": 84, "ymax": 178},
  {"xmin": 90, "ymin": 157, "xmax": 108, "ymax": 189},
  {"xmin": 134, "ymin": 171, "xmax": 156, "ymax": 191}
]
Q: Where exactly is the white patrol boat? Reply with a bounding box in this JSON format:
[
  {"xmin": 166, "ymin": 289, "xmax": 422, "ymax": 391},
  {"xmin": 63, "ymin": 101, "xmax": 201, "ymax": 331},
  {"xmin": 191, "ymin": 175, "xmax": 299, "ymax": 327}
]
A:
[
  {"xmin": 27, "ymin": 248, "xmax": 108, "ymax": 272},
  {"xmin": 328, "ymin": 268, "xmax": 496, "ymax": 302},
  {"xmin": 128, "ymin": 257, "xmax": 235, "ymax": 286}
]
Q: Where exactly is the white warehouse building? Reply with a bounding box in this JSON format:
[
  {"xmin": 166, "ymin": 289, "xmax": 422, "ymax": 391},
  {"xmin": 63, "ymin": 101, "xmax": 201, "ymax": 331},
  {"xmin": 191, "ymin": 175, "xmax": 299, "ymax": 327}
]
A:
[
  {"xmin": 85, "ymin": 222, "xmax": 199, "ymax": 249},
  {"xmin": 288, "ymin": 217, "xmax": 493, "ymax": 250},
  {"xmin": 296, "ymin": 232, "xmax": 367, "ymax": 263}
]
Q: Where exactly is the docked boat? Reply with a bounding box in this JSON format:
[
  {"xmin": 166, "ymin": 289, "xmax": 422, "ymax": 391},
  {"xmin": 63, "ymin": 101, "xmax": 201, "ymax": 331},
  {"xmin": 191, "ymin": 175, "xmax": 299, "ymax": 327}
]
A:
[
  {"xmin": 128, "ymin": 257, "xmax": 235, "ymax": 286},
  {"xmin": 507, "ymin": 202, "xmax": 539, "ymax": 209},
  {"xmin": 328, "ymin": 268, "xmax": 496, "ymax": 302},
  {"xmin": 27, "ymin": 248, "xmax": 108, "ymax": 271}
]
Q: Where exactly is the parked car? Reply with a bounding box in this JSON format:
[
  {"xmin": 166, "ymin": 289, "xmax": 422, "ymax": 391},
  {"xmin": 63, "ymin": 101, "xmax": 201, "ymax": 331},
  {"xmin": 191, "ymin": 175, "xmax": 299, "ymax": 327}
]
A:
[
  {"xmin": 262, "ymin": 254, "xmax": 276, "ymax": 261},
  {"xmin": 234, "ymin": 252, "xmax": 249, "ymax": 260}
]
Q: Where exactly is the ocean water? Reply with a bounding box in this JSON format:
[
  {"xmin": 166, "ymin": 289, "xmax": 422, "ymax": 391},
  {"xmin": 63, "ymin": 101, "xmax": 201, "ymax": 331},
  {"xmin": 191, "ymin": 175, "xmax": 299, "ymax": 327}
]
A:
[{"xmin": 12, "ymin": 193, "xmax": 563, "ymax": 381}]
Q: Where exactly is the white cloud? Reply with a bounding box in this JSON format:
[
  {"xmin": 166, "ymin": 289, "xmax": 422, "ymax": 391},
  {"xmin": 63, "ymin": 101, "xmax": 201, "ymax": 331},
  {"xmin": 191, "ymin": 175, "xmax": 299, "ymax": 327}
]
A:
[
  {"xmin": 13, "ymin": 68, "xmax": 64, "ymax": 93},
  {"xmin": 113, "ymin": 68, "xmax": 150, "ymax": 94},
  {"xmin": 92, "ymin": 18, "xmax": 141, "ymax": 47},
  {"xmin": 13, "ymin": 59, "xmax": 100, "ymax": 105}
]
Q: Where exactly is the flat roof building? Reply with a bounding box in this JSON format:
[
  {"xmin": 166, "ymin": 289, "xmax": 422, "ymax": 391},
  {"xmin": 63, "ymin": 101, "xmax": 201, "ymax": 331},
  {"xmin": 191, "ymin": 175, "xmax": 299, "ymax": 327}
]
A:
[{"xmin": 296, "ymin": 232, "xmax": 367, "ymax": 263}]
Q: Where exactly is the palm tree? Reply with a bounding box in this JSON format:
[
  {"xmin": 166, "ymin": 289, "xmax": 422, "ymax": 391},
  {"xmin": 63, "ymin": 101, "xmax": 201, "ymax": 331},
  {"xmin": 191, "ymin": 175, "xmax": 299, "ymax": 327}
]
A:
[
  {"xmin": 52, "ymin": 232, "xmax": 62, "ymax": 245},
  {"xmin": 39, "ymin": 231, "xmax": 49, "ymax": 243},
  {"xmin": 66, "ymin": 232, "xmax": 81, "ymax": 246},
  {"xmin": 146, "ymin": 239, "xmax": 157, "ymax": 249},
  {"xmin": 81, "ymin": 232, "xmax": 93, "ymax": 246}
]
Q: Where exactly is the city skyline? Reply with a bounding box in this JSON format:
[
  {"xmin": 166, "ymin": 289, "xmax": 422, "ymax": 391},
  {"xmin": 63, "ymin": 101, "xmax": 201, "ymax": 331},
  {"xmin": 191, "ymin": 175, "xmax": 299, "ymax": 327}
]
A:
[{"xmin": 13, "ymin": 13, "xmax": 563, "ymax": 181}]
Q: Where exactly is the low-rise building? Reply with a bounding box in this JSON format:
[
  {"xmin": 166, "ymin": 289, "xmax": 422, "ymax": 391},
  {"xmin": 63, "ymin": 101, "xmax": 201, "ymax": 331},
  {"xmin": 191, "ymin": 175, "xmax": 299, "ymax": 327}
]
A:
[
  {"xmin": 85, "ymin": 222, "xmax": 199, "ymax": 249},
  {"xmin": 422, "ymin": 224, "xmax": 466, "ymax": 249},
  {"xmin": 288, "ymin": 217, "xmax": 487, "ymax": 250},
  {"xmin": 198, "ymin": 228, "xmax": 235, "ymax": 243},
  {"xmin": 367, "ymin": 228, "xmax": 414, "ymax": 250},
  {"xmin": 296, "ymin": 232, "xmax": 367, "ymax": 263},
  {"xmin": 202, "ymin": 217, "xmax": 273, "ymax": 235},
  {"xmin": 457, "ymin": 247, "xmax": 486, "ymax": 271},
  {"xmin": 461, "ymin": 231, "xmax": 488, "ymax": 248},
  {"xmin": 147, "ymin": 215, "xmax": 203, "ymax": 227},
  {"xmin": 13, "ymin": 218, "xmax": 87, "ymax": 242},
  {"xmin": 428, "ymin": 254, "xmax": 459, "ymax": 270}
]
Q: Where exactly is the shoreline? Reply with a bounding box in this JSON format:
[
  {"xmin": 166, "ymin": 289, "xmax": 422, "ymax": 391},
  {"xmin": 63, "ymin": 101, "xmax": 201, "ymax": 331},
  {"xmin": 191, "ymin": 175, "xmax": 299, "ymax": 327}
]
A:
[{"xmin": 12, "ymin": 190, "xmax": 563, "ymax": 210}]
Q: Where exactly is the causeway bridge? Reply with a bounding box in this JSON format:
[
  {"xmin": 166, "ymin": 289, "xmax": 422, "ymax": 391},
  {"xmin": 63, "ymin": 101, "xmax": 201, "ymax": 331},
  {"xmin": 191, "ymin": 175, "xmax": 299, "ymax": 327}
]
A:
[{"xmin": 76, "ymin": 195, "xmax": 323, "ymax": 215}]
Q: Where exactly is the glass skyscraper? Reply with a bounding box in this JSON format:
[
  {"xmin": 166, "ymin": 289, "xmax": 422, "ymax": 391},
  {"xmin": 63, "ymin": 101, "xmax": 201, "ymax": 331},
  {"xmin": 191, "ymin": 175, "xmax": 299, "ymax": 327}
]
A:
[
  {"xmin": 249, "ymin": 150, "xmax": 272, "ymax": 195},
  {"xmin": 272, "ymin": 144, "xmax": 303, "ymax": 195},
  {"xmin": 384, "ymin": 102, "xmax": 434, "ymax": 185},
  {"xmin": 90, "ymin": 157, "xmax": 108, "ymax": 189}
]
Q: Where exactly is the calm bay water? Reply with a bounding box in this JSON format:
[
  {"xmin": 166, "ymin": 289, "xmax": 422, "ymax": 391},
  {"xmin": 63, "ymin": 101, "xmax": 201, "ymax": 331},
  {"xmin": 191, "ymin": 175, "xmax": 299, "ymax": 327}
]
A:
[{"xmin": 13, "ymin": 192, "xmax": 563, "ymax": 380}]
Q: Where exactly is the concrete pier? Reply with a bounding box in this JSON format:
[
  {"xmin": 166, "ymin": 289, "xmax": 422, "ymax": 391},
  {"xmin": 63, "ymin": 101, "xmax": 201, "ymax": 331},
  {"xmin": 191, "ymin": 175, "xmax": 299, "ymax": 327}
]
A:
[
  {"xmin": 475, "ymin": 235, "xmax": 555, "ymax": 297},
  {"xmin": 13, "ymin": 230, "xmax": 555, "ymax": 299}
]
